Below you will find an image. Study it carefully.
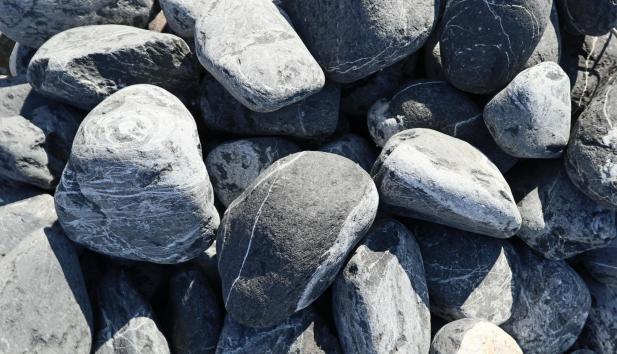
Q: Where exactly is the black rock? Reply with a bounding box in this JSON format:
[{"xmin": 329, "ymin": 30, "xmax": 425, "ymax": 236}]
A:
[
  {"xmin": 579, "ymin": 239, "xmax": 617, "ymax": 289},
  {"xmin": 558, "ymin": 0, "xmax": 617, "ymax": 36},
  {"xmin": 320, "ymin": 133, "xmax": 378, "ymax": 173},
  {"xmin": 575, "ymin": 279, "xmax": 617, "ymax": 354},
  {"xmin": 523, "ymin": 3, "xmax": 561, "ymax": 69}
]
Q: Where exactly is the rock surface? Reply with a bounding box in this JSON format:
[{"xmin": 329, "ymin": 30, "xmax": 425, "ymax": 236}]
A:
[
  {"xmin": 523, "ymin": 4, "xmax": 561, "ymax": 69},
  {"xmin": 0, "ymin": 177, "xmax": 41, "ymax": 206},
  {"xmin": 575, "ymin": 279, "xmax": 617, "ymax": 354},
  {"xmin": 159, "ymin": 0, "xmax": 202, "ymax": 38},
  {"xmin": 8, "ymin": 43, "xmax": 35, "ymax": 77},
  {"xmin": 430, "ymin": 319, "xmax": 522, "ymax": 354},
  {"xmin": 558, "ymin": 0, "xmax": 617, "ymax": 36},
  {"xmin": 0, "ymin": 76, "xmax": 48, "ymax": 118},
  {"xmin": 0, "ymin": 32, "xmax": 13, "ymax": 75},
  {"xmin": 320, "ymin": 133, "xmax": 377, "ymax": 173}
]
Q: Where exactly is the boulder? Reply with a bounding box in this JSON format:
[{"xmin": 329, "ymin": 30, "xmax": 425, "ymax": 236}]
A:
[{"xmin": 8, "ymin": 43, "xmax": 35, "ymax": 77}]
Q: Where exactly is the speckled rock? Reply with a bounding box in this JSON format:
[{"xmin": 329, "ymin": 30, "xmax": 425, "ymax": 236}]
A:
[
  {"xmin": 0, "ymin": 32, "xmax": 13, "ymax": 76},
  {"xmin": 195, "ymin": 0, "xmax": 324, "ymax": 112},
  {"xmin": 55, "ymin": 85, "xmax": 220, "ymax": 264},
  {"xmin": 332, "ymin": 218, "xmax": 430, "ymax": 354},
  {"xmin": 523, "ymin": 4, "xmax": 561, "ymax": 69},
  {"xmin": 558, "ymin": 0, "xmax": 617, "ymax": 36},
  {"xmin": 430, "ymin": 319, "xmax": 522, "ymax": 354},
  {"xmin": 217, "ymin": 151, "xmax": 378, "ymax": 327},
  {"xmin": 320, "ymin": 133, "xmax": 378, "ymax": 173},
  {"xmin": 0, "ymin": 0, "xmax": 156, "ymax": 48},
  {"xmin": 580, "ymin": 239, "xmax": 617, "ymax": 289},
  {"xmin": 283, "ymin": 0, "xmax": 438, "ymax": 83},
  {"xmin": 27, "ymin": 25, "xmax": 198, "ymax": 111},
  {"xmin": 159, "ymin": 0, "xmax": 203, "ymax": 38},
  {"xmin": 0, "ymin": 224, "xmax": 93, "ymax": 353},
  {"xmin": 440, "ymin": 0, "xmax": 552, "ymax": 94},
  {"xmin": 484, "ymin": 62, "xmax": 571, "ymax": 159},
  {"xmin": 206, "ymin": 137, "xmax": 300, "ymax": 207},
  {"xmin": 0, "ymin": 76, "xmax": 48, "ymax": 117},
  {"xmin": 372, "ymin": 129, "xmax": 521, "ymax": 238},
  {"xmin": 575, "ymin": 279, "xmax": 617, "ymax": 354},
  {"xmin": 8, "ymin": 43, "xmax": 35, "ymax": 77}
]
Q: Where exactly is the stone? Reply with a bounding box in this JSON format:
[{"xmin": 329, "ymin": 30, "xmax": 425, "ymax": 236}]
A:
[
  {"xmin": 160, "ymin": 0, "xmax": 203, "ymax": 38},
  {"xmin": 9, "ymin": 43, "xmax": 36, "ymax": 77},
  {"xmin": 580, "ymin": 239, "xmax": 617, "ymax": 289},
  {"xmin": 0, "ymin": 0, "xmax": 156, "ymax": 48},
  {"xmin": 571, "ymin": 350, "xmax": 598, "ymax": 354},
  {"xmin": 55, "ymin": 85, "xmax": 220, "ymax": 264},
  {"xmin": 205, "ymin": 137, "xmax": 300, "ymax": 207},
  {"xmin": 283, "ymin": 0, "xmax": 438, "ymax": 83},
  {"xmin": 0, "ymin": 177, "xmax": 41, "ymax": 206},
  {"xmin": 430, "ymin": 319, "xmax": 522, "ymax": 354},
  {"xmin": 0, "ymin": 224, "xmax": 93, "ymax": 353},
  {"xmin": 0, "ymin": 32, "xmax": 13, "ymax": 76},
  {"xmin": 217, "ymin": 151, "xmax": 378, "ymax": 327},
  {"xmin": 320, "ymin": 133, "xmax": 378, "ymax": 173},
  {"xmin": 440, "ymin": 0, "xmax": 552, "ymax": 94},
  {"xmin": 558, "ymin": 0, "xmax": 617, "ymax": 36},
  {"xmin": 508, "ymin": 160, "xmax": 616, "ymax": 260},
  {"xmin": 483, "ymin": 62, "xmax": 571, "ymax": 159},
  {"xmin": 332, "ymin": 218, "xmax": 430, "ymax": 354},
  {"xmin": 0, "ymin": 76, "xmax": 48, "ymax": 118},
  {"xmin": 195, "ymin": 0, "xmax": 324, "ymax": 112},
  {"xmin": 28, "ymin": 24, "xmax": 198, "ymax": 111},
  {"xmin": 423, "ymin": 31, "xmax": 446, "ymax": 80},
  {"xmin": 372, "ymin": 129, "xmax": 521, "ymax": 238},
  {"xmin": 523, "ymin": 4, "xmax": 561, "ymax": 69},
  {"xmin": 147, "ymin": 11, "xmax": 168, "ymax": 33},
  {"xmin": 575, "ymin": 279, "xmax": 617, "ymax": 354}
]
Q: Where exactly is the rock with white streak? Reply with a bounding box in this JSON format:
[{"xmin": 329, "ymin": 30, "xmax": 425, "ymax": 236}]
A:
[
  {"xmin": 217, "ymin": 151, "xmax": 378, "ymax": 327},
  {"xmin": 575, "ymin": 279, "xmax": 617, "ymax": 354},
  {"xmin": 9, "ymin": 43, "xmax": 35, "ymax": 77},
  {"xmin": 430, "ymin": 319, "xmax": 522, "ymax": 354},
  {"xmin": 558, "ymin": 0, "xmax": 617, "ymax": 36},
  {"xmin": 159, "ymin": 0, "xmax": 204, "ymax": 38},
  {"xmin": 320, "ymin": 133, "xmax": 378, "ymax": 172},
  {"xmin": 55, "ymin": 85, "xmax": 220, "ymax": 264},
  {"xmin": 580, "ymin": 239, "xmax": 617, "ymax": 289}
]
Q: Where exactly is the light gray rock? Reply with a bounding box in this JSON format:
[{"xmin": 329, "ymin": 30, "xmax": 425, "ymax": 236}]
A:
[
  {"xmin": 159, "ymin": 0, "xmax": 203, "ymax": 38},
  {"xmin": 371, "ymin": 129, "xmax": 521, "ymax": 238},
  {"xmin": 55, "ymin": 85, "xmax": 220, "ymax": 264},
  {"xmin": 332, "ymin": 218, "xmax": 430, "ymax": 354},
  {"xmin": 28, "ymin": 24, "xmax": 198, "ymax": 111},
  {"xmin": 523, "ymin": 4, "xmax": 561, "ymax": 69},
  {"xmin": 320, "ymin": 133, "xmax": 378, "ymax": 173},
  {"xmin": 9, "ymin": 43, "xmax": 36, "ymax": 77},
  {"xmin": 430, "ymin": 319, "xmax": 522, "ymax": 354},
  {"xmin": 195, "ymin": 0, "xmax": 324, "ymax": 112},
  {"xmin": 575, "ymin": 280, "xmax": 617, "ymax": 354},
  {"xmin": 217, "ymin": 151, "xmax": 378, "ymax": 327},
  {"xmin": 580, "ymin": 239, "xmax": 617, "ymax": 289},
  {"xmin": 558, "ymin": 0, "xmax": 617, "ymax": 36},
  {"xmin": 0, "ymin": 76, "xmax": 48, "ymax": 118}
]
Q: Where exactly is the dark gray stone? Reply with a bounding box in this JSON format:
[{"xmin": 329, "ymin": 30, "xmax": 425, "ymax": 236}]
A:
[
  {"xmin": 430, "ymin": 319, "xmax": 522, "ymax": 354},
  {"xmin": 0, "ymin": 32, "xmax": 13, "ymax": 76},
  {"xmin": 332, "ymin": 218, "xmax": 430, "ymax": 354},
  {"xmin": 159, "ymin": 0, "xmax": 202, "ymax": 38},
  {"xmin": 580, "ymin": 239, "xmax": 617, "ymax": 289},
  {"xmin": 523, "ymin": 4, "xmax": 561, "ymax": 69},
  {"xmin": 571, "ymin": 350, "xmax": 598, "ymax": 354},
  {"xmin": 0, "ymin": 177, "xmax": 41, "ymax": 206},
  {"xmin": 55, "ymin": 85, "xmax": 220, "ymax": 264},
  {"xmin": 9, "ymin": 43, "xmax": 35, "ymax": 77},
  {"xmin": 575, "ymin": 279, "xmax": 617, "ymax": 354},
  {"xmin": 320, "ymin": 133, "xmax": 378, "ymax": 173},
  {"xmin": 217, "ymin": 151, "xmax": 378, "ymax": 327},
  {"xmin": 558, "ymin": 0, "xmax": 617, "ymax": 36}
]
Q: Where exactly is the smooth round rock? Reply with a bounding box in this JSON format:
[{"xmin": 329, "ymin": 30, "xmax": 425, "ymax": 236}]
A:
[
  {"xmin": 575, "ymin": 279, "xmax": 617, "ymax": 354},
  {"xmin": 159, "ymin": 0, "xmax": 202, "ymax": 38},
  {"xmin": 372, "ymin": 128, "xmax": 521, "ymax": 238},
  {"xmin": 217, "ymin": 151, "xmax": 378, "ymax": 327},
  {"xmin": 55, "ymin": 85, "xmax": 220, "ymax": 264},
  {"xmin": 8, "ymin": 43, "xmax": 35, "ymax": 77},
  {"xmin": 580, "ymin": 239, "xmax": 617, "ymax": 288},
  {"xmin": 320, "ymin": 133, "xmax": 378, "ymax": 173},
  {"xmin": 523, "ymin": 4, "xmax": 561, "ymax": 69},
  {"xmin": 430, "ymin": 319, "xmax": 522, "ymax": 354},
  {"xmin": 484, "ymin": 62, "xmax": 571, "ymax": 159},
  {"xmin": 558, "ymin": 0, "xmax": 617, "ymax": 36}
]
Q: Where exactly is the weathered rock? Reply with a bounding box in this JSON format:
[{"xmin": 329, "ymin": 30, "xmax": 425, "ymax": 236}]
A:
[
  {"xmin": 332, "ymin": 218, "xmax": 430, "ymax": 354},
  {"xmin": 0, "ymin": 0, "xmax": 156, "ymax": 48},
  {"xmin": 430, "ymin": 319, "xmax": 522, "ymax": 354},
  {"xmin": 28, "ymin": 24, "xmax": 198, "ymax": 110},
  {"xmin": 160, "ymin": 0, "xmax": 202, "ymax": 38},
  {"xmin": 484, "ymin": 62, "xmax": 571, "ymax": 159},
  {"xmin": 217, "ymin": 151, "xmax": 378, "ymax": 327},
  {"xmin": 195, "ymin": 0, "xmax": 324, "ymax": 112},
  {"xmin": 0, "ymin": 224, "xmax": 93, "ymax": 353},
  {"xmin": 580, "ymin": 239, "xmax": 617, "ymax": 289},
  {"xmin": 8, "ymin": 43, "xmax": 35, "ymax": 77},
  {"xmin": 372, "ymin": 129, "xmax": 521, "ymax": 238},
  {"xmin": 320, "ymin": 133, "xmax": 378, "ymax": 173},
  {"xmin": 0, "ymin": 32, "xmax": 13, "ymax": 76},
  {"xmin": 55, "ymin": 85, "xmax": 220, "ymax": 264},
  {"xmin": 0, "ymin": 76, "xmax": 48, "ymax": 117},
  {"xmin": 558, "ymin": 0, "xmax": 617, "ymax": 36},
  {"xmin": 440, "ymin": 0, "xmax": 552, "ymax": 94},
  {"xmin": 205, "ymin": 137, "xmax": 300, "ymax": 207},
  {"xmin": 575, "ymin": 279, "xmax": 617, "ymax": 354},
  {"xmin": 523, "ymin": 4, "xmax": 561, "ymax": 69}
]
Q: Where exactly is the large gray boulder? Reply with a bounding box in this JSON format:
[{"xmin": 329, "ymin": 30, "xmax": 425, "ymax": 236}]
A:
[
  {"xmin": 575, "ymin": 279, "xmax": 617, "ymax": 354},
  {"xmin": 558, "ymin": 0, "xmax": 617, "ymax": 36},
  {"xmin": 430, "ymin": 319, "xmax": 522, "ymax": 354}
]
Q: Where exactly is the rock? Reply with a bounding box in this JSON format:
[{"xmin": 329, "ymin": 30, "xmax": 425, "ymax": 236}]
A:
[
  {"xmin": 440, "ymin": 0, "xmax": 552, "ymax": 94},
  {"xmin": 205, "ymin": 137, "xmax": 300, "ymax": 207},
  {"xmin": 332, "ymin": 218, "xmax": 430, "ymax": 354},
  {"xmin": 413, "ymin": 222, "xmax": 520, "ymax": 324},
  {"xmin": 580, "ymin": 239, "xmax": 617, "ymax": 289},
  {"xmin": 423, "ymin": 31, "xmax": 446, "ymax": 80},
  {"xmin": 283, "ymin": 0, "xmax": 438, "ymax": 83},
  {"xmin": 523, "ymin": 4, "xmax": 561, "ymax": 69},
  {"xmin": 169, "ymin": 267, "xmax": 224, "ymax": 354},
  {"xmin": 55, "ymin": 85, "xmax": 220, "ymax": 264},
  {"xmin": 216, "ymin": 308, "xmax": 341, "ymax": 354},
  {"xmin": 508, "ymin": 160, "xmax": 616, "ymax": 260},
  {"xmin": 483, "ymin": 62, "xmax": 571, "ymax": 159},
  {"xmin": 558, "ymin": 0, "xmax": 617, "ymax": 36},
  {"xmin": 217, "ymin": 151, "xmax": 378, "ymax": 327},
  {"xmin": 27, "ymin": 24, "xmax": 198, "ymax": 111},
  {"xmin": 160, "ymin": 0, "xmax": 202, "ymax": 38},
  {"xmin": 148, "ymin": 11, "xmax": 168, "ymax": 33},
  {"xmin": 0, "ymin": 177, "xmax": 41, "ymax": 206},
  {"xmin": 0, "ymin": 32, "xmax": 13, "ymax": 76},
  {"xmin": 0, "ymin": 76, "xmax": 48, "ymax": 118},
  {"xmin": 0, "ymin": 0, "xmax": 156, "ymax": 48},
  {"xmin": 0, "ymin": 224, "xmax": 93, "ymax": 353},
  {"xmin": 575, "ymin": 279, "xmax": 617, "ymax": 354},
  {"xmin": 195, "ymin": 0, "xmax": 324, "ymax": 112},
  {"xmin": 320, "ymin": 133, "xmax": 378, "ymax": 173},
  {"xmin": 8, "ymin": 43, "xmax": 35, "ymax": 77},
  {"xmin": 430, "ymin": 319, "xmax": 522, "ymax": 354},
  {"xmin": 571, "ymin": 350, "xmax": 598, "ymax": 354},
  {"xmin": 371, "ymin": 128, "xmax": 521, "ymax": 238}
]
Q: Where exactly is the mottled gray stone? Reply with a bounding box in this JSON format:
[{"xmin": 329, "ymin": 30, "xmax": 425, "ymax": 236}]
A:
[
  {"xmin": 430, "ymin": 319, "xmax": 522, "ymax": 354},
  {"xmin": 0, "ymin": 0, "xmax": 156, "ymax": 48},
  {"xmin": 195, "ymin": 0, "xmax": 324, "ymax": 112},
  {"xmin": 558, "ymin": 0, "xmax": 617, "ymax": 36},
  {"xmin": 320, "ymin": 133, "xmax": 378, "ymax": 173},
  {"xmin": 205, "ymin": 137, "xmax": 300, "ymax": 207},
  {"xmin": 283, "ymin": 0, "xmax": 438, "ymax": 83},
  {"xmin": 580, "ymin": 239, "xmax": 617, "ymax": 289},
  {"xmin": 440, "ymin": 0, "xmax": 552, "ymax": 94},
  {"xmin": 159, "ymin": 0, "xmax": 203, "ymax": 38},
  {"xmin": 55, "ymin": 85, "xmax": 220, "ymax": 264},
  {"xmin": 332, "ymin": 218, "xmax": 430, "ymax": 354},
  {"xmin": 217, "ymin": 151, "xmax": 378, "ymax": 327},
  {"xmin": 523, "ymin": 4, "xmax": 561, "ymax": 69},
  {"xmin": 575, "ymin": 280, "xmax": 617, "ymax": 354},
  {"xmin": 484, "ymin": 62, "xmax": 571, "ymax": 158},
  {"xmin": 372, "ymin": 129, "xmax": 521, "ymax": 238},
  {"xmin": 9, "ymin": 43, "xmax": 35, "ymax": 77},
  {"xmin": 0, "ymin": 32, "xmax": 13, "ymax": 76},
  {"xmin": 0, "ymin": 76, "xmax": 48, "ymax": 118},
  {"xmin": 0, "ymin": 224, "xmax": 93, "ymax": 353},
  {"xmin": 28, "ymin": 25, "xmax": 198, "ymax": 111}
]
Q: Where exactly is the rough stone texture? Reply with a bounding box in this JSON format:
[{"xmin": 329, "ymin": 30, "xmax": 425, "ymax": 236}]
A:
[
  {"xmin": 440, "ymin": 0, "xmax": 552, "ymax": 94},
  {"xmin": 217, "ymin": 151, "xmax": 378, "ymax": 327},
  {"xmin": 508, "ymin": 160, "xmax": 616, "ymax": 260},
  {"xmin": 413, "ymin": 222, "xmax": 520, "ymax": 325},
  {"xmin": 372, "ymin": 129, "xmax": 521, "ymax": 238},
  {"xmin": 0, "ymin": 224, "xmax": 93, "ymax": 353},
  {"xmin": 580, "ymin": 239, "xmax": 617, "ymax": 289},
  {"xmin": 430, "ymin": 319, "xmax": 522, "ymax": 354},
  {"xmin": 216, "ymin": 308, "xmax": 341, "ymax": 354},
  {"xmin": 575, "ymin": 279, "xmax": 617, "ymax": 354},
  {"xmin": 558, "ymin": 0, "xmax": 617, "ymax": 36},
  {"xmin": 0, "ymin": 0, "xmax": 156, "ymax": 48},
  {"xmin": 484, "ymin": 62, "xmax": 571, "ymax": 159},
  {"xmin": 0, "ymin": 76, "xmax": 48, "ymax": 118},
  {"xmin": 332, "ymin": 218, "xmax": 430, "ymax": 354},
  {"xmin": 55, "ymin": 85, "xmax": 220, "ymax": 264},
  {"xmin": 283, "ymin": 0, "xmax": 438, "ymax": 83},
  {"xmin": 160, "ymin": 0, "xmax": 202, "ymax": 38},
  {"xmin": 200, "ymin": 76, "xmax": 340, "ymax": 140},
  {"xmin": 28, "ymin": 24, "xmax": 198, "ymax": 111},
  {"xmin": 205, "ymin": 137, "xmax": 300, "ymax": 207},
  {"xmin": 0, "ymin": 32, "xmax": 13, "ymax": 76},
  {"xmin": 523, "ymin": 4, "xmax": 561, "ymax": 69},
  {"xmin": 320, "ymin": 133, "xmax": 378, "ymax": 173},
  {"xmin": 195, "ymin": 0, "xmax": 324, "ymax": 112},
  {"xmin": 9, "ymin": 43, "xmax": 36, "ymax": 77}
]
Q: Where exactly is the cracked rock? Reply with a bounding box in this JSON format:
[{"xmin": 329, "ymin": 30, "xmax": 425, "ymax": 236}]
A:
[
  {"xmin": 558, "ymin": 0, "xmax": 617, "ymax": 36},
  {"xmin": 320, "ymin": 133, "xmax": 378, "ymax": 173},
  {"xmin": 430, "ymin": 319, "xmax": 522, "ymax": 354}
]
